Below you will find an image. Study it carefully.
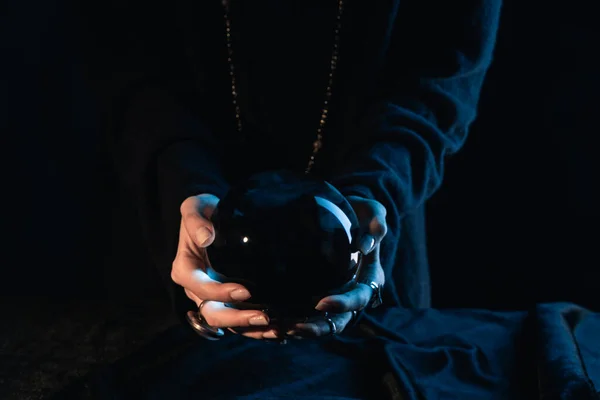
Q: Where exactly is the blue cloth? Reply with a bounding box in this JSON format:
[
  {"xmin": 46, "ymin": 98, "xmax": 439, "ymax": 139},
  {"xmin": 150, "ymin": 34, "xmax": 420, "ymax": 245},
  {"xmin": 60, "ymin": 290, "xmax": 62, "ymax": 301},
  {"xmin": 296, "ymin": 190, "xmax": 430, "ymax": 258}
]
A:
[{"xmin": 57, "ymin": 303, "xmax": 600, "ymax": 400}]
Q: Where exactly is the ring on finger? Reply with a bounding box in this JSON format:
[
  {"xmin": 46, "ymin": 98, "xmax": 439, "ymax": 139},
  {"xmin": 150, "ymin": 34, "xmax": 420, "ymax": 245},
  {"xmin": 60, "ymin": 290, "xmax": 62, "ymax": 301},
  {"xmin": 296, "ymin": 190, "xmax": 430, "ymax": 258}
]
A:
[
  {"xmin": 358, "ymin": 280, "xmax": 384, "ymax": 308},
  {"xmin": 199, "ymin": 299, "xmax": 210, "ymax": 315},
  {"xmin": 324, "ymin": 315, "xmax": 337, "ymax": 336},
  {"xmin": 186, "ymin": 300, "xmax": 225, "ymax": 340}
]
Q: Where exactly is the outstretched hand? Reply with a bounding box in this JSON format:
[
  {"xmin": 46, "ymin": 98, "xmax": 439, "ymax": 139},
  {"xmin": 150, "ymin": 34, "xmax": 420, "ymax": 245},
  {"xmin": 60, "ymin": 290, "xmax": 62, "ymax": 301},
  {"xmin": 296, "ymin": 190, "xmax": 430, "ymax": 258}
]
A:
[
  {"xmin": 289, "ymin": 195, "xmax": 387, "ymax": 338},
  {"xmin": 172, "ymin": 194, "xmax": 279, "ymax": 340}
]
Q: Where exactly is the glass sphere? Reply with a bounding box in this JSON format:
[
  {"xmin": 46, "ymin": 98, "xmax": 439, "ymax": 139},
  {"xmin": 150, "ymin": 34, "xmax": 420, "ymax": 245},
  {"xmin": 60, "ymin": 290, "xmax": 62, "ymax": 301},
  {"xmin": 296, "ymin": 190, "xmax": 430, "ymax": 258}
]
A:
[{"xmin": 206, "ymin": 171, "xmax": 361, "ymax": 320}]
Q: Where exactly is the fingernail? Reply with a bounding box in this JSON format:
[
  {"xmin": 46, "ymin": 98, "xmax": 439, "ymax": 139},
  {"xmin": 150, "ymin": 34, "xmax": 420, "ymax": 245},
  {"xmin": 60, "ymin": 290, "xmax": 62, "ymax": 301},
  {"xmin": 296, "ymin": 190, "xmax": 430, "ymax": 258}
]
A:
[
  {"xmin": 286, "ymin": 330, "xmax": 296, "ymax": 336},
  {"xmin": 315, "ymin": 301, "xmax": 329, "ymax": 311},
  {"xmin": 230, "ymin": 288, "xmax": 251, "ymax": 301},
  {"xmin": 249, "ymin": 315, "xmax": 269, "ymax": 326},
  {"xmin": 263, "ymin": 331, "xmax": 278, "ymax": 339},
  {"xmin": 359, "ymin": 235, "xmax": 376, "ymax": 254},
  {"xmin": 196, "ymin": 227, "xmax": 213, "ymax": 247}
]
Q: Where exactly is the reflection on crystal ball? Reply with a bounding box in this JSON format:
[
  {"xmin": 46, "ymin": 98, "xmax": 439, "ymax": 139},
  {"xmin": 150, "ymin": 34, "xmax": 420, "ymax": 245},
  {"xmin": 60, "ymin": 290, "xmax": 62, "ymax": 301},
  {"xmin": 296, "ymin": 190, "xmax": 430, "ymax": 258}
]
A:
[{"xmin": 205, "ymin": 171, "xmax": 361, "ymax": 318}]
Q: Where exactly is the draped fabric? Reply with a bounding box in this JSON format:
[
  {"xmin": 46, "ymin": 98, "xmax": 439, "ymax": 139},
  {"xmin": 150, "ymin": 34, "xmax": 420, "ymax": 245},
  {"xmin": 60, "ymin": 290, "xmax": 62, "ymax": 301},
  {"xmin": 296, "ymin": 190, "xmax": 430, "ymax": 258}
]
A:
[{"xmin": 56, "ymin": 303, "xmax": 599, "ymax": 399}]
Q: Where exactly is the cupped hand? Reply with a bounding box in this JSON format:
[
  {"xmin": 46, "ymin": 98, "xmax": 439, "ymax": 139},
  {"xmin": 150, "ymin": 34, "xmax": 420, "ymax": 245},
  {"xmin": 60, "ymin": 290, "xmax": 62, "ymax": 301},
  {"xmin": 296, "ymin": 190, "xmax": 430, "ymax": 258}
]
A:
[
  {"xmin": 289, "ymin": 195, "xmax": 387, "ymax": 338},
  {"xmin": 171, "ymin": 194, "xmax": 279, "ymax": 340}
]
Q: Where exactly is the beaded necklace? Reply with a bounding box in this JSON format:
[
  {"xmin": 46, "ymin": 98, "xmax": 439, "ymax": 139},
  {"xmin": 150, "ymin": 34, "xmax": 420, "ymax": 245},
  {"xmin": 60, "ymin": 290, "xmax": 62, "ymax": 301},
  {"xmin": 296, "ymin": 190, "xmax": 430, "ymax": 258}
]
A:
[{"xmin": 220, "ymin": 0, "xmax": 345, "ymax": 174}]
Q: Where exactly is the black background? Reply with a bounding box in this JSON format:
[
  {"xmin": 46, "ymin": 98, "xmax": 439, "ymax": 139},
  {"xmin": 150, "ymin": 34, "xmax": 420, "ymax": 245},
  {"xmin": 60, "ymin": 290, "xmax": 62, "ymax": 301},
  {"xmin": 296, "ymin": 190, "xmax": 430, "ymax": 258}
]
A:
[{"xmin": 1, "ymin": 1, "xmax": 598, "ymax": 311}]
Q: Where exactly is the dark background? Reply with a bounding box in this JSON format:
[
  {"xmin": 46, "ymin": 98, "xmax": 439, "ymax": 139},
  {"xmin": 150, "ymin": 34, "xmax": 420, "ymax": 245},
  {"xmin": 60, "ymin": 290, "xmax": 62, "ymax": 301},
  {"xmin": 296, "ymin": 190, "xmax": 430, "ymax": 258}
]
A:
[{"xmin": 1, "ymin": 1, "xmax": 598, "ymax": 311}]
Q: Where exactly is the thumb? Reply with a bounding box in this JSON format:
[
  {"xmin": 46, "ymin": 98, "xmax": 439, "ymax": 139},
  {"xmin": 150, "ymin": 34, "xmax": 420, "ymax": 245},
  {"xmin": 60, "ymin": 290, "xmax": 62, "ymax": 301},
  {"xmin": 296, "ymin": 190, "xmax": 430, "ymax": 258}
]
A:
[
  {"xmin": 357, "ymin": 244, "xmax": 385, "ymax": 287},
  {"xmin": 180, "ymin": 193, "xmax": 220, "ymax": 248},
  {"xmin": 358, "ymin": 218, "xmax": 386, "ymax": 255},
  {"xmin": 347, "ymin": 196, "xmax": 388, "ymax": 255}
]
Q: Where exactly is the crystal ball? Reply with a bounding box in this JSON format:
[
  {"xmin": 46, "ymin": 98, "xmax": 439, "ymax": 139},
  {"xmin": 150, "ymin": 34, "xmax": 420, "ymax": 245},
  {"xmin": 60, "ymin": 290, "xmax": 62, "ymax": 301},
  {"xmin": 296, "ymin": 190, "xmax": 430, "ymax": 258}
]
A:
[{"xmin": 205, "ymin": 171, "xmax": 362, "ymax": 320}]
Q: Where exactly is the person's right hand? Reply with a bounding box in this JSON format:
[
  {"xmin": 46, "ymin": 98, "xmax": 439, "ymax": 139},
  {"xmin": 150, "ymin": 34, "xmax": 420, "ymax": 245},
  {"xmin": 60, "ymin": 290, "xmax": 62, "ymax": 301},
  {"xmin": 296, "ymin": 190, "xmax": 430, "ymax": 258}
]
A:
[{"xmin": 171, "ymin": 194, "xmax": 279, "ymax": 340}]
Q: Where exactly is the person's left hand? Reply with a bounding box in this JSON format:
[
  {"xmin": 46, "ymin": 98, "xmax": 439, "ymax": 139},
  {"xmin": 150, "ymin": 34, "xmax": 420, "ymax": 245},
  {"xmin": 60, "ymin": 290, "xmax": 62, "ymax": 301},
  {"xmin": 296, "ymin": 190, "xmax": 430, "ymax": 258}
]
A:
[{"xmin": 287, "ymin": 195, "xmax": 387, "ymax": 338}]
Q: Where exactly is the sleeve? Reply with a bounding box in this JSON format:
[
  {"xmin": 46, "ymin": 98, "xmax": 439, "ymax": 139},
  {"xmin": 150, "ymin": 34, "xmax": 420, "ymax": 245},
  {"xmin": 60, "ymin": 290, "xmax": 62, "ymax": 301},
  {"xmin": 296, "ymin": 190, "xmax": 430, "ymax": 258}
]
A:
[
  {"xmin": 111, "ymin": 82, "xmax": 230, "ymax": 312},
  {"xmin": 329, "ymin": 1, "xmax": 502, "ymax": 220},
  {"xmin": 81, "ymin": 0, "xmax": 229, "ymax": 317}
]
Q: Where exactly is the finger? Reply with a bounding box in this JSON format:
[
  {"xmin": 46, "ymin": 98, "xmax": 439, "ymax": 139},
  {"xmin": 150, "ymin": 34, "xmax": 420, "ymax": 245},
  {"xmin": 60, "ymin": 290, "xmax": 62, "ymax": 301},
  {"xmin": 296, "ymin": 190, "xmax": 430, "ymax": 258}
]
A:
[
  {"xmin": 358, "ymin": 234, "xmax": 377, "ymax": 256},
  {"xmin": 358, "ymin": 213, "xmax": 387, "ymax": 254},
  {"xmin": 185, "ymin": 294, "xmax": 273, "ymax": 336},
  {"xmin": 315, "ymin": 282, "xmax": 372, "ymax": 313},
  {"xmin": 347, "ymin": 196, "xmax": 388, "ymax": 255},
  {"xmin": 185, "ymin": 288, "xmax": 202, "ymax": 306},
  {"xmin": 226, "ymin": 325, "xmax": 282, "ymax": 340},
  {"xmin": 171, "ymin": 253, "xmax": 252, "ymax": 303},
  {"xmin": 315, "ymin": 246, "xmax": 385, "ymax": 313},
  {"xmin": 200, "ymin": 301, "xmax": 271, "ymax": 329},
  {"xmin": 291, "ymin": 312, "xmax": 353, "ymax": 338},
  {"xmin": 232, "ymin": 326, "xmax": 281, "ymax": 340},
  {"xmin": 180, "ymin": 194, "xmax": 220, "ymax": 248}
]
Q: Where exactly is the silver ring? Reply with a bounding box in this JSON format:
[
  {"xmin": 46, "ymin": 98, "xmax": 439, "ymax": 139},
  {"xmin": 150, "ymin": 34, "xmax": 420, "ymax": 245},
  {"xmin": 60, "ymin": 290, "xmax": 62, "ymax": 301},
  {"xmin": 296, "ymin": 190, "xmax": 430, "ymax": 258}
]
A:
[
  {"xmin": 199, "ymin": 299, "xmax": 209, "ymax": 312},
  {"xmin": 186, "ymin": 300, "xmax": 225, "ymax": 340},
  {"xmin": 359, "ymin": 280, "xmax": 383, "ymax": 308},
  {"xmin": 350, "ymin": 310, "xmax": 358, "ymax": 324},
  {"xmin": 324, "ymin": 315, "xmax": 337, "ymax": 336}
]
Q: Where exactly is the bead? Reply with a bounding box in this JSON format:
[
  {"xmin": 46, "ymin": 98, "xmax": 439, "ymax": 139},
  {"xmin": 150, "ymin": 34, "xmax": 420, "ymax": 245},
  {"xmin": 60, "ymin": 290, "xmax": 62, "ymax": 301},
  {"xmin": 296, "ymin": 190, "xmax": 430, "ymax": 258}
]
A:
[{"xmin": 221, "ymin": 1, "xmax": 344, "ymax": 174}]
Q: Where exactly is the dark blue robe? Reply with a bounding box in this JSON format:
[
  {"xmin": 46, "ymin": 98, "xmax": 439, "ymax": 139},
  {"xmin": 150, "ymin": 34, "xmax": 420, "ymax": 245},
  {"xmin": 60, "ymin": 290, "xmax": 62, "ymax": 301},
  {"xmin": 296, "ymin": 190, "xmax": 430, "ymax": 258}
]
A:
[
  {"xmin": 87, "ymin": 1, "xmax": 600, "ymax": 398},
  {"xmin": 109, "ymin": 0, "xmax": 502, "ymax": 315}
]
